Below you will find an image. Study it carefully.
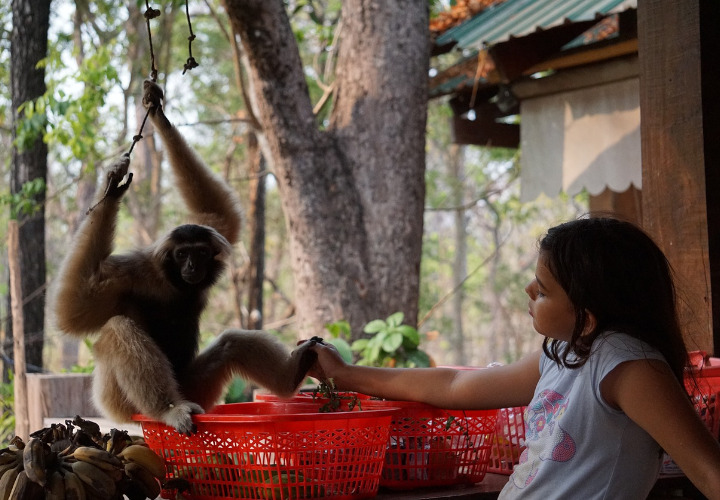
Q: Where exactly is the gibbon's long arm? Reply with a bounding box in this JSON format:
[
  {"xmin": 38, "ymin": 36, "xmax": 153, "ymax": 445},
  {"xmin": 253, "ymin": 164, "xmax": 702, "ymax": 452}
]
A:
[
  {"xmin": 143, "ymin": 80, "xmax": 242, "ymax": 245},
  {"xmin": 52, "ymin": 155, "xmax": 135, "ymax": 335},
  {"xmin": 182, "ymin": 331, "xmax": 320, "ymax": 409}
]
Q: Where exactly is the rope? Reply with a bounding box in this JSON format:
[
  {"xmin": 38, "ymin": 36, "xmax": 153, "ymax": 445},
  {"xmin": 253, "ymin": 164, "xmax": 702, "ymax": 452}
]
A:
[
  {"xmin": 183, "ymin": 0, "xmax": 199, "ymax": 74},
  {"xmin": 87, "ymin": 1, "xmax": 200, "ymax": 213}
]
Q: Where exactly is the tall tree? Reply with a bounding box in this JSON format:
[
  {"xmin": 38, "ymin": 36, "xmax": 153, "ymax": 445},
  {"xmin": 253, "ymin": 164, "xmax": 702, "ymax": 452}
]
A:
[
  {"xmin": 5, "ymin": 0, "xmax": 51, "ymax": 377},
  {"xmin": 223, "ymin": 0, "xmax": 429, "ymax": 339}
]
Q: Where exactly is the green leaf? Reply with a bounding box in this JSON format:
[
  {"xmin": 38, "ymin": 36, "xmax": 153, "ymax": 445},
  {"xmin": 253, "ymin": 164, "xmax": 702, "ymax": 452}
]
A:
[
  {"xmin": 325, "ymin": 319, "xmax": 351, "ymax": 339},
  {"xmin": 406, "ymin": 350, "xmax": 432, "ymax": 368},
  {"xmin": 386, "ymin": 312, "xmax": 404, "ymax": 327},
  {"xmin": 398, "ymin": 325, "xmax": 419, "ymax": 338},
  {"xmin": 382, "ymin": 333, "xmax": 403, "ymax": 353},
  {"xmin": 364, "ymin": 319, "xmax": 387, "ymax": 334},
  {"xmin": 445, "ymin": 415, "xmax": 456, "ymax": 431},
  {"xmin": 369, "ymin": 343, "xmax": 381, "ymax": 363},
  {"xmin": 326, "ymin": 337, "xmax": 353, "ymax": 363},
  {"xmin": 351, "ymin": 339, "xmax": 369, "ymax": 351}
]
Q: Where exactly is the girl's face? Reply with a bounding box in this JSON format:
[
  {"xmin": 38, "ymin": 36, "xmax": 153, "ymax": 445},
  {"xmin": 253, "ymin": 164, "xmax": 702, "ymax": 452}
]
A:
[{"xmin": 525, "ymin": 252, "xmax": 577, "ymax": 342}]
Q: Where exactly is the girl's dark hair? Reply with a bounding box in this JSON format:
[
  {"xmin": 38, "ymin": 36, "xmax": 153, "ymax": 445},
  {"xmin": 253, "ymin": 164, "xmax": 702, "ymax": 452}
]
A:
[{"xmin": 539, "ymin": 216, "xmax": 688, "ymax": 385}]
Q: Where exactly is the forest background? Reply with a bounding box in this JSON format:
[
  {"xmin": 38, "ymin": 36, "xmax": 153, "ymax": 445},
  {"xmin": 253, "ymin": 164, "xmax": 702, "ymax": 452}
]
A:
[{"xmin": 0, "ymin": 0, "xmax": 584, "ymax": 433}]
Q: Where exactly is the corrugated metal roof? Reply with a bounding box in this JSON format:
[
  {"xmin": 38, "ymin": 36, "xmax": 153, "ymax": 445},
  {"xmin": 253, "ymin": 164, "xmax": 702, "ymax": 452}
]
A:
[{"xmin": 436, "ymin": 0, "xmax": 637, "ymax": 50}]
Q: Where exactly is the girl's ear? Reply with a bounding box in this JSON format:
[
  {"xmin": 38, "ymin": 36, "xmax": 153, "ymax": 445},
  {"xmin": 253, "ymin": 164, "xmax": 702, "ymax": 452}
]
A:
[{"xmin": 582, "ymin": 310, "xmax": 597, "ymax": 336}]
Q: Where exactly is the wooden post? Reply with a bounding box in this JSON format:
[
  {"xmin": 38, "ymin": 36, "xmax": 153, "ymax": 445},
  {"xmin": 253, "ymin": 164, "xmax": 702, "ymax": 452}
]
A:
[
  {"xmin": 8, "ymin": 220, "xmax": 29, "ymax": 440},
  {"xmin": 638, "ymin": 0, "xmax": 720, "ymax": 354}
]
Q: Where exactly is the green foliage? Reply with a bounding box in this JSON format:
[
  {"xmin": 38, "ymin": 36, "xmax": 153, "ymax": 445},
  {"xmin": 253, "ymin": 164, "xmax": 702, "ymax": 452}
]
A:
[
  {"xmin": 14, "ymin": 99, "xmax": 48, "ymax": 152},
  {"xmin": 323, "ymin": 320, "xmax": 353, "ymax": 363},
  {"xmin": 39, "ymin": 45, "xmax": 121, "ymax": 166},
  {"xmin": 0, "ymin": 372, "xmax": 15, "ymax": 446},
  {"xmin": 224, "ymin": 378, "xmax": 250, "ymax": 403},
  {"xmin": 0, "ymin": 178, "xmax": 46, "ymax": 219},
  {"xmin": 65, "ymin": 339, "xmax": 95, "ymax": 373},
  {"xmin": 429, "ymin": 0, "xmax": 451, "ymax": 17},
  {"xmin": 351, "ymin": 312, "xmax": 431, "ymax": 368}
]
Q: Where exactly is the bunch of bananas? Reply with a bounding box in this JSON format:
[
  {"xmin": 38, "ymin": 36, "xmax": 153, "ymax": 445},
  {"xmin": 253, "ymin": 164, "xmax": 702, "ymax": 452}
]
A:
[{"xmin": 0, "ymin": 417, "xmax": 166, "ymax": 500}]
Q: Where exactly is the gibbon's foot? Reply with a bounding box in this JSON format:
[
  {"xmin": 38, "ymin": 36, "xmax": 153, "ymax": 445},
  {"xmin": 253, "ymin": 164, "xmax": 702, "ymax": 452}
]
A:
[
  {"xmin": 161, "ymin": 401, "xmax": 205, "ymax": 435},
  {"xmin": 290, "ymin": 339, "xmax": 321, "ymax": 390}
]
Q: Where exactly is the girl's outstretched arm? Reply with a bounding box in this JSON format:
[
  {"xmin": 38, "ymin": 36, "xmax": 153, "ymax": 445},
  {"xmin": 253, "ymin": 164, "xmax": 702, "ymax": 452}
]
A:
[
  {"xmin": 307, "ymin": 341, "xmax": 541, "ymax": 410},
  {"xmin": 602, "ymin": 359, "xmax": 720, "ymax": 500}
]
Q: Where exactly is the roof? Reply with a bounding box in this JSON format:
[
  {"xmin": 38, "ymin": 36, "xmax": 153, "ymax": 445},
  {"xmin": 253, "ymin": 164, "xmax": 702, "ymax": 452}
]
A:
[{"xmin": 435, "ymin": 0, "xmax": 637, "ymax": 50}]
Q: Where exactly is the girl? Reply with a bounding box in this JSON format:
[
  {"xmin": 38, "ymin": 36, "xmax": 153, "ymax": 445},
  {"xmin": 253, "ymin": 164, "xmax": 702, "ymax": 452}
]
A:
[{"xmin": 306, "ymin": 217, "xmax": 720, "ymax": 499}]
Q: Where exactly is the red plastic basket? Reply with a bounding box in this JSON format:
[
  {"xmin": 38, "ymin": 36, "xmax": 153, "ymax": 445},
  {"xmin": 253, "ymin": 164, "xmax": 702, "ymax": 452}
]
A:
[
  {"xmin": 254, "ymin": 391, "xmax": 372, "ymax": 409},
  {"xmin": 487, "ymin": 405, "xmax": 527, "ymax": 475},
  {"xmin": 355, "ymin": 400, "xmax": 497, "ymax": 489},
  {"xmin": 661, "ymin": 360, "xmax": 720, "ymax": 476},
  {"xmin": 133, "ymin": 402, "xmax": 397, "ymax": 499},
  {"xmin": 687, "ymin": 365, "xmax": 720, "ymax": 440}
]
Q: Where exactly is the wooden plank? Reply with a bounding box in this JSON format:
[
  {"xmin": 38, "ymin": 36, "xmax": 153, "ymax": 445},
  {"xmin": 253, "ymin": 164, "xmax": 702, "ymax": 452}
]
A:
[
  {"xmin": 588, "ymin": 186, "xmax": 642, "ymax": 226},
  {"xmin": 26, "ymin": 373, "xmax": 100, "ymax": 433},
  {"xmin": 8, "ymin": 220, "xmax": 29, "ymax": 440},
  {"xmin": 698, "ymin": 2, "xmax": 720, "ymax": 357},
  {"xmin": 637, "ymin": 0, "xmax": 719, "ymax": 353}
]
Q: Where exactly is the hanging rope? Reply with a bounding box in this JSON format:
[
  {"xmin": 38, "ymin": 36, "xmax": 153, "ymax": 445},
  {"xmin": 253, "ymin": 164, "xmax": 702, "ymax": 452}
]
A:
[
  {"xmin": 183, "ymin": 0, "xmax": 199, "ymax": 74},
  {"xmin": 127, "ymin": 2, "xmax": 162, "ymax": 156},
  {"xmin": 88, "ymin": 1, "xmax": 199, "ymax": 213}
]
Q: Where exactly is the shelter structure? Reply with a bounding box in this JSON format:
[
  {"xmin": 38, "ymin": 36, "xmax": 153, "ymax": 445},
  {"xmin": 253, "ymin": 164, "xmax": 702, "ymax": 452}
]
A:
[{"xmin": 429, "ymin": 0, "xmax": 720, "ymax": 354}]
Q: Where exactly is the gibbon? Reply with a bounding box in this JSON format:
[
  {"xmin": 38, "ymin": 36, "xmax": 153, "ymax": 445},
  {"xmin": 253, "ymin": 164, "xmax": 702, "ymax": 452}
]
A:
[{"xmin": 50, "ymin": 80, "xmax": 317, "ymax": 434}]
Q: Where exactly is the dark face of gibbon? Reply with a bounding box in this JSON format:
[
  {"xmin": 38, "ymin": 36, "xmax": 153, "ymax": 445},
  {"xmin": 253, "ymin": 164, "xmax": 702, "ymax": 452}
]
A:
[{"xmin": 164, "ymin": 225, "xmax": 226, "ymax": 290}]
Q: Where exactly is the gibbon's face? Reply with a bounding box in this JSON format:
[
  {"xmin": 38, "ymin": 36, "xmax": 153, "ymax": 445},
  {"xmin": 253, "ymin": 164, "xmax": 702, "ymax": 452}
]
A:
[{"xmin": 173, "ymin": 242, "xmax": 214, "ymax": 285}]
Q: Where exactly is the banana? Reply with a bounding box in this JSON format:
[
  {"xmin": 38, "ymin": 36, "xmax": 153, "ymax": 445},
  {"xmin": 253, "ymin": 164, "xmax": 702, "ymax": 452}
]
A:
[
  {"xmin": 124, "ymin": 462, "xmax": 161, "ymax": 499},
  {"xmin": 23, "ymin": 437, "xmax": 48, "ymax": 487},
  {"xmin": 70, "ymin": 460, "xmax": 116, "ymax": 499},
  {"xmin": 0, "ymin": 460, "xmax": 21, "ymax": 481},
  {"xmin": 61, "ymin": 471, "xmax": 86, "ymax": 500},
  {"xmin": 9, "ymin": 470, "xmax": 44, "ymax": 500},
  {"xmin": 72, "ymin": 447, "xmax": 123, "ymax": 472},
  {"xmin": 0, "ymin": 452, "xmax": 20, "ymax": 466},
  {"xmin": 45, "ymin": 470, "xmax": 66, "ymax": 500},
  {"xmin": 0, "ymin": 465, "xmax": 20, "ymax": 500},
  {"xmin": 9, "ymin": 436, "xmax": 25, "ymax": 451},
  {"xmin": 119, "ymin": 445, "xmax": 166, "ymax": 479},
  {"xmin": 104, "ymin": 429, "xmax": 131, "ymax": 455}
]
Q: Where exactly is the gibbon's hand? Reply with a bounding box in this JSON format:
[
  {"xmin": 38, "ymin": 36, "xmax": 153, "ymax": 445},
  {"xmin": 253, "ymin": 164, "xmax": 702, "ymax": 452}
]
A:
[
  {"xmin": 298, "ymin": 337, "xmax": 349, "ymax": 384},
  {"xmin": 142, "ymin": 79, "xmax": 164, "ymax": 113},
  {"xmin": 162, "ymin": 400, "xmax": 205, "ymax": 436},
  {"xmin": 104, "ymin": 153, "xmax": 132, "ymax": 199}
]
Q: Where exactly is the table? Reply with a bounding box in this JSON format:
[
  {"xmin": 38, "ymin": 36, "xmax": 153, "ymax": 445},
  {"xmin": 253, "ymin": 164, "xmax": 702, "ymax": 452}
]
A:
[
  {"xmin": 372, "ymin": 473, "xmax": 707, "ymax": 500},
  {"xmin": 374, "ymin": 474, "xmax": 507, "ymax": 499}
]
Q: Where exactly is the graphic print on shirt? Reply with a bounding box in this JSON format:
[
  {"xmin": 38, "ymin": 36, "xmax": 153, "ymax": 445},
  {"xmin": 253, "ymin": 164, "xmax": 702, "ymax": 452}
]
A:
[{"xmin": 510, "ymin": 389, "xmax": 577, "ymax": 489}]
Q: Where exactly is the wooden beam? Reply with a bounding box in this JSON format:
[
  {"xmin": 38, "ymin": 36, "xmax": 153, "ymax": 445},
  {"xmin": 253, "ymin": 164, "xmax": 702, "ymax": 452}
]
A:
[
  {"xmin": 513, "ymin": 54, "xmax": 638, "ymax": 100},
  {"xmin": 488, "ymin": 19, "xmax": 598, "ymax": 82},
  {"xmin": 638, "ymin": 0, "xmax": 720, "ymax": 354},
  {"xmin": 522, "ymin": 39, "xmax": 638, "ymax": 76},
  {"xmin": 451, "ymin": 116, "xmax": 519, "ymax": 148}
]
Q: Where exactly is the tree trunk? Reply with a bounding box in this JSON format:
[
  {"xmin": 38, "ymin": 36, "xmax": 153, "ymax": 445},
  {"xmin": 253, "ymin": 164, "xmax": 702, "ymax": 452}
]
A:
[
  {"xmin": 449, "ymin": 144, "xmax": 467, "ymax": 366},
  {"xmin": 223, "ymin": 0, "xmax": 429, "ymax": 339},
  {"xmin": 6, "ymin": 0, "xmax": 52, "ymax": 378},
  {"xmin": 247, "ymin": 132, "xmax": 266, "ymax": 330}
]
